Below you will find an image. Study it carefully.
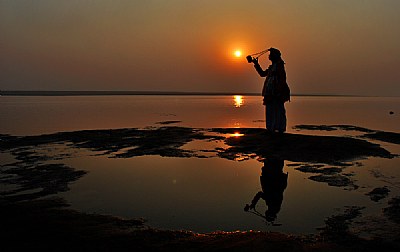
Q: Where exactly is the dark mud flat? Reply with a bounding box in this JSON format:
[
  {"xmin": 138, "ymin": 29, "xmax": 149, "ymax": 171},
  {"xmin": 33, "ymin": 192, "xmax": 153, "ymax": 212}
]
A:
[
  {"xmin": 1, "ymin": 125, "xmax": 400, "ymax": 251},
  {"xmin": 0, "ymin": 126, "xmax": 394, "ymax": 163},
  {"xmin": 294, "ymin": 124, "xmax": 400, "ymax": 145},
  {"xmin": 211, "ymin": 128, "xmax": 394, "ymax": 164}
]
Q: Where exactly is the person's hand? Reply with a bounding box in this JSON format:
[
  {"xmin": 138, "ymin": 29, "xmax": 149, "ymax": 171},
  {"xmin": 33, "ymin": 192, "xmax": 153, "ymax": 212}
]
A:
[{"xmin": 244, "ymin": 203, "xmax": 256, "ymax": 211}]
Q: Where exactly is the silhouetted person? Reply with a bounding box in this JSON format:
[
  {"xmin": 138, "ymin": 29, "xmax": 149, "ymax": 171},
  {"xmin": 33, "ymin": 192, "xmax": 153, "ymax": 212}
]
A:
[
  {"xmin": 250, "ymin": 48, "xmax": 289, "ymax": 133},
  {"xmin": 244, "ymin": 158, "xmax": 288, "ymax": 222}
]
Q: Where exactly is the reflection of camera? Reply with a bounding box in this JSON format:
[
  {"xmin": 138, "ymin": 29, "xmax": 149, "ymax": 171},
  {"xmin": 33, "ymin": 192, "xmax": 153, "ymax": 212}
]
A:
[{"xmin": 246, "ymin": 55, "xmax": 254, "ymax": 63}]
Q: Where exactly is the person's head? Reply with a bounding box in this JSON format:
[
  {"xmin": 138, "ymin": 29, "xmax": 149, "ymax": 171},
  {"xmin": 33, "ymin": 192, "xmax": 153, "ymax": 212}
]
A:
[{"xmin": 268, "ymin": 48, "xmax": 282, "ymax": 62}]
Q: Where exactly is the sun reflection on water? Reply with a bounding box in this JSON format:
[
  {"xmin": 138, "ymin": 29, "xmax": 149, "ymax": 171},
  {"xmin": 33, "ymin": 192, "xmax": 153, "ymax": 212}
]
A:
[
  {"xmin": 233, "ymin": 95, "xmax": 244, "ymax": 108},
  {"xmin": 230, "ymin": 132, "xmax": 244, "ymax": 137}
]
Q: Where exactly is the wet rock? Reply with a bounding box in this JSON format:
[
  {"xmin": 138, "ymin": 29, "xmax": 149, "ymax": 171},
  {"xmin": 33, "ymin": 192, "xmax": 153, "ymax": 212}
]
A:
[
  {"xmin": 155, "ymin": 120, "xmax": 182, "ymax": 125},
  {"xmin": 1, "ymin": 126, "xmax": 395, "ymax": 164},
  {"xmin": 320, "ymin": 206, "xmax": 365, "ymax": 243},
  {"xmin": 0, "ymin": 163, "xmax": 86, "ymax": 202},
  {"xmin": 295, "ymin": 165, "xmax": 342, "ymax": 175},
  {"xmin": 365, "ymin": 187, "xmax": 390, "ymax": 202},
  {"xmin": 212, "ymin": 128, "xmax": 394, "ymax": 164},
  {"xmin": 1, "ymin": 198, "xmax": 399, "ymax": 251},
  {"xmin": 293, "ymin": 125, "xmax": 338, "ymax": 131},
  {"xmin": 285, "ymin": 163, "xmax": 359, "ymax": 189},
  {"xmin": 333, "ymin": 125, "xmax": 376, "ymax": 133},
  {"xmin": 309, "ymin": 174, "xmax": 357, "ymax": 189},
  {"xmin": 293, "ymin": 124, "xmax": 400, "ymax": 145},
  {"xmin": 0, "ymin": 127, "xmax": 218, "ymax": 159},
  {"xmin": 383, "ymin": 197, "xmax": 400, "ymax": 224},
  {"xmin": 0, "ymin": 198, "xmax": 146, "ymax": 251},
  {"xmin": 293, "ymin": 125, "xmax": 375, "ymax": 133},
  {"xmin": 363, "ymin": 131, "xmax": 400, "ymax": 145}
]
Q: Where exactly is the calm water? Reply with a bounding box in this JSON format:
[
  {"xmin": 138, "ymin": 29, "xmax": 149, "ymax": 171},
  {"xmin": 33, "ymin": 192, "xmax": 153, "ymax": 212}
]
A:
[
  {"xmin": 1, "ymin": 95, "xmax": 399, "ymax": 135},
  {"xmin": 1, "ymin": 95, "xmax": 400, "ymax": 234}
]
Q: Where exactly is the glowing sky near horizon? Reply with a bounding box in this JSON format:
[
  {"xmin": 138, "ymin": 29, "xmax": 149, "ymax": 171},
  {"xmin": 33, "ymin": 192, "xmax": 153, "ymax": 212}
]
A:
[{"xmin": 1, "ymin": 0, "xmax": 399, "ymax": 96}]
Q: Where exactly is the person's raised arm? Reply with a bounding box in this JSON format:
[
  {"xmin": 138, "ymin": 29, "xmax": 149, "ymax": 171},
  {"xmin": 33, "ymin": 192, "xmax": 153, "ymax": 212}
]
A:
[{"xmin": 253, "ymin": 58, "xmax": 268, "ymax": 77}]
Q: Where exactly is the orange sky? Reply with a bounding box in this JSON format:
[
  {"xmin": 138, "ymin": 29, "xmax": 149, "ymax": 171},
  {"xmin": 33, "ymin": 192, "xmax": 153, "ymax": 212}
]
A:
[{"xmin": 1, "ymin": 0, "xmax": 399, "ymax": 96}]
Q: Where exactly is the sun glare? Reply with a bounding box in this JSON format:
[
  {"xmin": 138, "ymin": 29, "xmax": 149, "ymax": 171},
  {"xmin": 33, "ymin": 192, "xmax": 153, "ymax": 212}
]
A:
[
  {"xmin": 230, "ymin": 132, "xmax": 244, "ymax": 137},
  {"xmin": 234, "ymin": 50, "xmax": 242, "ymax": 57}
]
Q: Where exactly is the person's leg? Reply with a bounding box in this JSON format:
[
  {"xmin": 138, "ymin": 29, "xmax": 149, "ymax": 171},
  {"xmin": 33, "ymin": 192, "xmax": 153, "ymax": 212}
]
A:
[
  {"xmin": 265, "ymin": 105, "xmax": 273, "ymax": 131},
  {"xmin": 277, "ymin": 103, "xmax": 286, "ymax": 133}
]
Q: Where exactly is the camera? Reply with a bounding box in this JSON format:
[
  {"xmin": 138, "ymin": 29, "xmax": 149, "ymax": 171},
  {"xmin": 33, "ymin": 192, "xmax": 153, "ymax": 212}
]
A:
[
  {"xmin": 246, "ymin": 55, "xmax": 254, "ymax": 63},
  {"xmin": 246, "ymin": 48, "xmax": 270, "ymax": 63}
]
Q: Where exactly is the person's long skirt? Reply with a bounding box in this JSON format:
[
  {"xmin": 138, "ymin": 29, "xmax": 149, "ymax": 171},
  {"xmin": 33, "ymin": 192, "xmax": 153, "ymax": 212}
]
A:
[{"xmin": 265, "ymin": 100, "xmax": 286, "ymax": 132}]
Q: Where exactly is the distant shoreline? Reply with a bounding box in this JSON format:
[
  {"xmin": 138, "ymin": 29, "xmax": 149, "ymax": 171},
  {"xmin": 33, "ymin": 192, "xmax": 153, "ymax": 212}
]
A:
[{"xmin": 0, "ymin": 90, "xmax": 374, "ymax": 97}]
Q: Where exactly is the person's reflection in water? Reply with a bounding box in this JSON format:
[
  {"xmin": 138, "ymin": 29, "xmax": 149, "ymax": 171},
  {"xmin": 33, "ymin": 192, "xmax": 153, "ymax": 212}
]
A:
[{"xmin": 244, "ymin": 158, "xmax": 288, "ymax": 223}]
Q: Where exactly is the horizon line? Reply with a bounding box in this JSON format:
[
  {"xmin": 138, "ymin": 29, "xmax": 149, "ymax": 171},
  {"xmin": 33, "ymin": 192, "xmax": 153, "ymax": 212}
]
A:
[{"xmin": 0, "ymin": 90, "xmax": 393, "ymax": 97}]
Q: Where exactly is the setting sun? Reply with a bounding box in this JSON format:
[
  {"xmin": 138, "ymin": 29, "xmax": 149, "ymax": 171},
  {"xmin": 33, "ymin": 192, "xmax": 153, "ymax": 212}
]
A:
[{"xmin": 234, "ymin": 50, "xmax": 242, "ymax": 57}]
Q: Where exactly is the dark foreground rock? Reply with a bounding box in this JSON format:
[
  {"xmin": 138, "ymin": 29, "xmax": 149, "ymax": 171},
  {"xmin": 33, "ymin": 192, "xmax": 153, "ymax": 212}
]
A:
[
  {"xmin": 384, "ymin": 197, "xmax": 400, "ymax": 224},
  {"xmin": 1, "ymin": 198, "xmax": 399, "ymax": 252}
]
